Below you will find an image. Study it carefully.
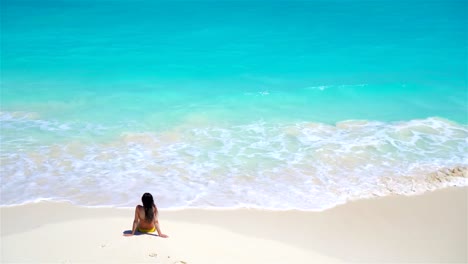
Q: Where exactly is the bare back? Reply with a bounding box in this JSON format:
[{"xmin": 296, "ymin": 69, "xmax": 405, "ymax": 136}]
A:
[{"xmin": 135, "ymin": 205, "xmax": 157, "ymax": 230}]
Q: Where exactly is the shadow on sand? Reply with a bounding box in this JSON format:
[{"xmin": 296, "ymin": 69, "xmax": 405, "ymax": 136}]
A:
[{"xmin": 122, "ymin": 230, "xmax": 159, "ymax": 237}]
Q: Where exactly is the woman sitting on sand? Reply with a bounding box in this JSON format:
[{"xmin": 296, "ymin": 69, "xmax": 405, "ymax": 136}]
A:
[{"xmin": 125, "ymin": 193, "xmax": 168, "ymax": 238}]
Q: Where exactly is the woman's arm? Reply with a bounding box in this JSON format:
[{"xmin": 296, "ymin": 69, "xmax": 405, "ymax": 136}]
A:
[
  {"xmin": 154, "ymin": 209, "xmax": 168, "ymax": 238},
  {"xmin": 124, "ymin": 206, "xmax": 140, "ymax": 236}
]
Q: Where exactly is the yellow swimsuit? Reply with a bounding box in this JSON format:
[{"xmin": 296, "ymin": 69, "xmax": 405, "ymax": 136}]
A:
[{"xmin": 138, "ymin": 226, "xmax": 156, "ymax": 233}]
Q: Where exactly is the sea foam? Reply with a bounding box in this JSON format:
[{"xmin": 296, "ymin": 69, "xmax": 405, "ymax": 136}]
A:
[{"xmin": 1, "ymin": 114, "xmax": 466, "ymax": 210}]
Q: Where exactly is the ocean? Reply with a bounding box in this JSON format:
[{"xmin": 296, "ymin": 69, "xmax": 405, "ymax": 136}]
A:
[{"xmin": 1, "ymin": 0, "xmax": 467, "ymax": 210}]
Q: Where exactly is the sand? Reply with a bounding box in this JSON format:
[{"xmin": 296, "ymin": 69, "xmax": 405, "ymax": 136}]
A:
[{"xmin": 1, "ymin": 187, "xmax": 467, "ymax": 263}]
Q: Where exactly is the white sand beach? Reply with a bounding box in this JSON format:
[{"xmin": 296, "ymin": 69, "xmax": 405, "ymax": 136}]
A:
[{"xmin": 1, "ymin": 187, "xmax": 467, "ymax": 263}]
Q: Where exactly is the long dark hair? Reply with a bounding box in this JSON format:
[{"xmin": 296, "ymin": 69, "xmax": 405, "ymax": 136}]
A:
[{"xmin": 142, "ymin": 193, "xmax": 157, "ymax": 222}]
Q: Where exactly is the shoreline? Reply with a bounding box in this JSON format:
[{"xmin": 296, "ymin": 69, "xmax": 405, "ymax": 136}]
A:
[
  {"xmin": 1, "ymin": 181, "xmax": 467, "ymax": 210},
  {"xmin": 2, "ymin": 187, "xmax": 467, "ymax": 263}
]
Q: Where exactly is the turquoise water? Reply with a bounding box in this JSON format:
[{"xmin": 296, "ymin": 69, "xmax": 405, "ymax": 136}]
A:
[{"xmin": 1, "ymin": 0, "xmax": 467, "ymax": 209}]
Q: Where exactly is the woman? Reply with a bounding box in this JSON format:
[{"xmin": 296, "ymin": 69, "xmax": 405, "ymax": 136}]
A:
[{"xmin": 125, "ymin": 193, "xmax": 168, "ymax": 238}]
